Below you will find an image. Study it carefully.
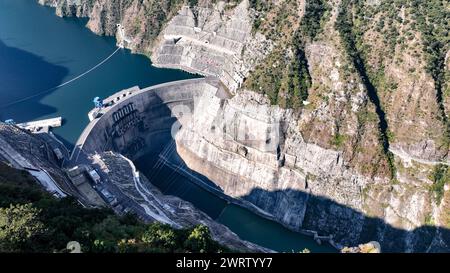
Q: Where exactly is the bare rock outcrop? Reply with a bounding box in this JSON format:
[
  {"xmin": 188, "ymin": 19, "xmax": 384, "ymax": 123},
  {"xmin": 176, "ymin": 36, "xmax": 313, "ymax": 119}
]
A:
[
  {"xmin": 152, "ymin": 0, "xmax": 272, "ymax": 93},
  {"xmin": 173, "ymin": 81, "xmax": 449, "ymax": 252}
]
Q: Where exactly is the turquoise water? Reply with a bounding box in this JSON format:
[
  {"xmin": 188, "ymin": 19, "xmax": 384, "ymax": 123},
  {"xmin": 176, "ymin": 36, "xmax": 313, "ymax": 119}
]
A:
[
  {"xmin": 0, "ymin": 0, "xmax": 336, "ymax": 252},
  {"xmin": 0, "ymin": 0, "xmax": 196, "ymax": 146},
  {"xmin": 135, "ymin": 154, "xmax": 337, "ymax": 253}
]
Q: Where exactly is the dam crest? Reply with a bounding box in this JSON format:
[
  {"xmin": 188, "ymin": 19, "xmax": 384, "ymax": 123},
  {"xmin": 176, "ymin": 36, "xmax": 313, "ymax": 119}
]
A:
[{"xmin": 71, "ymin": 77, "xmax": 220, "ymax": 164}]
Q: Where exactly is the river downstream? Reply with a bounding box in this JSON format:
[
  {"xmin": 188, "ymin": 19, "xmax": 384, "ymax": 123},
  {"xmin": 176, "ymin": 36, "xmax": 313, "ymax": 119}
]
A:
[{"xmin": 0, "ymin": 0, "xmax": 335, "ymax": 252}]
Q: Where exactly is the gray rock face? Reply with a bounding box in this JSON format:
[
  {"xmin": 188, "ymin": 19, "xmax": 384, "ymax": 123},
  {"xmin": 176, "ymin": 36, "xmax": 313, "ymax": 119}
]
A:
[
  {"xmin": 39, "ymin": 0, "xmax": 94, "ymax": 18},
  {"xmin": 152, "ymin": 0, "xmax": 272, "ymax": 93},
  {"xmin": 39, "ymin": 0, "xmax": 184, "ymax": 52},
  {"xmin": 174, "ymin": 86, "xmax": 449, "ymax": 252},
  {"xmin": 174, "ymin": 86, "xmax": 361, "ymax": 242}
]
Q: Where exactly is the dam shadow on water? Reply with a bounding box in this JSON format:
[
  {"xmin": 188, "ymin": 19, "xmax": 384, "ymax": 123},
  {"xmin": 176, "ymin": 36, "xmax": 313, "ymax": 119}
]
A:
[
  {"xmin": 0, "ymin": 40, "xmax": 68, "ymax": 121},
  {"xmin": 129, "ymin": 117, "xmax": 335, "ymax": 253},
  {"xmin": 135, "ymin": 143, "xmax": 450, "ymax": 253},
  {"xmin": 134, "ymin": 147, "xmax": 336, "ymax": 253}
]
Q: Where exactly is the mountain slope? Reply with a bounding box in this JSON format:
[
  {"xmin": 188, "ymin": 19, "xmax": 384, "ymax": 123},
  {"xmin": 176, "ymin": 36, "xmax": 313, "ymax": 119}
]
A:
[{"xmin": 0, "ymin": 161, "xmax": 229, "ymax": 253}]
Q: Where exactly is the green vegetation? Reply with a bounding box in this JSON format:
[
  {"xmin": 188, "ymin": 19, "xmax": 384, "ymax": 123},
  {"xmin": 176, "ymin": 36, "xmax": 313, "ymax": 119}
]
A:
[
  {"xmin": 299, "ymin": 0, "xmax": 331, "ymax": 41},
  {"xmin": 424, "ymin": 213, "xmax": 435, "ymax": 226},
  {"xmin": 0, "ymin": 162, "xmax": 228, "ymax": 253},
  {"xmin": 131, "ymin": 0, "xmax": 184, "ymax": 43},
  {"xmin": 0, "ymin": 204, "xmax": 44, "ymax": 251},
  {"xmin": 410, "ymin": 0, "xmax": 450, "ymax": 143},
  {"xmin": 331, "ymin": 133, "xmax": 346, "ymax": 148},
  {"xmin": 245, "ymin": 0, "xmax": 330, "ymax": 109},
  {"xmin": 349, "ymin": 0, "xmax": 448, "ymax": 92},
  {"xmin": 249, "ymin": 0, "xmax": 271, "ymax": 33},
  {"xmin": 336, "ymin": 0, "xmax": 397, "ymax": 180},
  {"xmin": 356, "ymin": 109, "xmax": 378, "ymax": 126},
  {"xmin": 188, "ymin": 0, "xmax": 199, "ymax": 26},
  {"xmin": 244, "ymin": 48, "xmax": 283, "ymax": 105},
  {"xmin": 408, "ymin": 0, "xmax": 449, "ymax": 84},
  {"xmin": 244, "ymin": 41, "xmax": 311, "ymax": 108},
  {"xmin": 335, "ymin": 0, "xmax": 360, "ymax": 65},
  {"xmin": 386, "ymin": 130, "xmax": 395, "ymax": 142},
  {"xmin": 350, "ymin": 0, "xmax": 449, "ymax": 141},
  {"xmin": 188, "ymin": 0, "xmax": 198, "ymax": 6},
  {"xmin": 370, "ymin": 67, "xmax": 398, "ymax": 93},
  {"xmin": 429, "ymin": 164, "xmax": 450, "ymax": 204}
]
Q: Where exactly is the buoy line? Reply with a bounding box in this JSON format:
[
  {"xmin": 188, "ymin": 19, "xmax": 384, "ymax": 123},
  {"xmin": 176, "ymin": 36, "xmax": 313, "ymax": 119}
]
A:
[{"xmin": 1, "ymin": 47, "xmax": 121, "ymax": 109}]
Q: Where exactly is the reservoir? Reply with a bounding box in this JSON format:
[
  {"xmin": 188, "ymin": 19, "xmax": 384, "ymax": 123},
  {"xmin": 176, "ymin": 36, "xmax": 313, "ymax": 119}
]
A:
[
  {"xmin": 0, "ymin": 0, "xmax": 197, "ymax": 145},
  {"xmin": 0, "ymin": 0, "xmax": 335, "ymax": 252}
]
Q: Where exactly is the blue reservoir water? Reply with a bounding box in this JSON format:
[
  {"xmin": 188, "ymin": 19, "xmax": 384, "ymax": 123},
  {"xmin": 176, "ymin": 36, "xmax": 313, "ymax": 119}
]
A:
[
  {"xmin": 0, "ymin": 0, "xmax": 196, "ymax": 146},
  {"xmin": 0, "ymin": 0, "xmax": 336, "ymax": 252}
]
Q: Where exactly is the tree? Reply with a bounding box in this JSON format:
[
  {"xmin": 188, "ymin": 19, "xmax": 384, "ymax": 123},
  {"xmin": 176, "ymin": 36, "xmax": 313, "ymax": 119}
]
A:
[
  {"xmin": 142, "ymin": 222, "xmax": 177, "ymax": 251},
  {"xmin": 430, "ymin": 164, "xmax": 450, "ymax": 204},
  {"xmin": 183, "ymin": 225, "xmax": 214, "ymax": 253},
  {"xmin": 0, "ymin": 203, "xmax": 44, "ymax": 252}
]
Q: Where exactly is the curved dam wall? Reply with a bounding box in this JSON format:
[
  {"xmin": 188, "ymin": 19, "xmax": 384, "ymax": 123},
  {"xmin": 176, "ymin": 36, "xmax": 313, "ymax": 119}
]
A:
[
  {"xmin": 73, "ymin": 76, "xmax": 308, "ymax": 228},
  {"xmin": 71, "ymin": 77, "xmax": 273, "ymax": 252},
  {"xmin": 74, "ymin": 78, "xmax": 221, "ymax": 162},
  {"xmin": 73, "ymin": 77, "xmax": 341, "ymax": 250}
]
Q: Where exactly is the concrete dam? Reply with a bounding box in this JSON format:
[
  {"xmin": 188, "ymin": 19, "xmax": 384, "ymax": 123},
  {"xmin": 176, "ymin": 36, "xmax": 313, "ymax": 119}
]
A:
[
  {"xmin": 3, "ymin": 74, "xmax": 444, "ymax": 252},
  {"xmin": 72, "ymin": 78, "xmax": 216, "ymax": 163},
  {"xmin": 57, "ymin": 77, "xmax": 274, "ymax": 252},
  {"xmin": 68, "ymin": 76, "xmax": 338, "ymax": 252}
]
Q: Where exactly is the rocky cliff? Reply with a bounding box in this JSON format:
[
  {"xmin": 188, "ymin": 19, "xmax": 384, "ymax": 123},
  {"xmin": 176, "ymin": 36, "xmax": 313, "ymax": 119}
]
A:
[{"xmin": 39, "ymin": 0, "xmax": 450, "ymax": 252}]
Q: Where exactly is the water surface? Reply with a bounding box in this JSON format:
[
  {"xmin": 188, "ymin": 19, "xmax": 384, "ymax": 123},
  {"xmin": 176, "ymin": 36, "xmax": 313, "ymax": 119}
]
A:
[
  {"xmin": 0, "ymin": 0, "xmax": 196, "ymax": 146},
  {"xmin": 135, "ymin": 153, "xmax": 337, "ymax": 253}
]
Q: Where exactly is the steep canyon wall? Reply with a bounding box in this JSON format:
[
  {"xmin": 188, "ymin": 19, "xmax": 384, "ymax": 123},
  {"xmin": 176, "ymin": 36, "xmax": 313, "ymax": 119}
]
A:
[{"xmin": 40, "ymin": 0, "xmax": 450, "ymax": 252}]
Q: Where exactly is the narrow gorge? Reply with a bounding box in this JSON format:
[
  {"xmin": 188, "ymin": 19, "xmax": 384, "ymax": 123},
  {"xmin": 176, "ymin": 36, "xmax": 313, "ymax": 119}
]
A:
[{"xmin": 35, "ymin": 0, "xmax": 450, "ymax": 252}]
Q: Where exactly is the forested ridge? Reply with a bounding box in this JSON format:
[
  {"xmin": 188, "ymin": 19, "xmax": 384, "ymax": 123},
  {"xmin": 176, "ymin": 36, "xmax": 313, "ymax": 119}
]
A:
[{"xmin": 0, "ymin": 162, "xmax": 228, "ymax": 253}]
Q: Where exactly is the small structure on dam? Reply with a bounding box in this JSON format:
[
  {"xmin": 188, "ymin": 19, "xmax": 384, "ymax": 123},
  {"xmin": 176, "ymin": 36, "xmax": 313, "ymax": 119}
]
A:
[{"xmin": 71, "ymin": 77, "xmax": 225, "ymax": 164}]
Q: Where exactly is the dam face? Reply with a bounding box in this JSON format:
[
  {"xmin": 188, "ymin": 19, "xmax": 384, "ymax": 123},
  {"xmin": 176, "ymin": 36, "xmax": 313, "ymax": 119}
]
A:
[
  {"xmin": 74, "ymin": 78, "xmax": 221, "ymax": 162},
  {"xmin": 73, "ymin": 77, "xmax": 239, "ymax": 219},
  {"xmin": 72, "ymin": 77, "xmax": 337, "ymax": 252}
]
